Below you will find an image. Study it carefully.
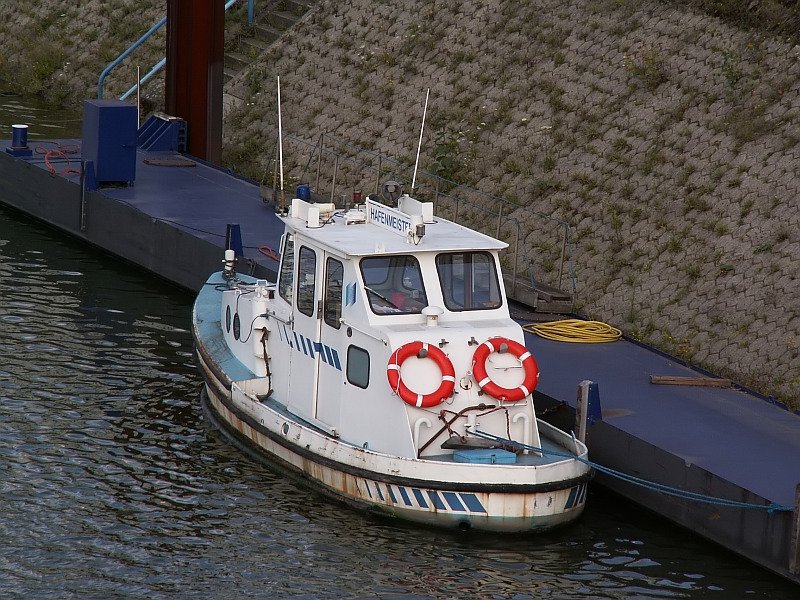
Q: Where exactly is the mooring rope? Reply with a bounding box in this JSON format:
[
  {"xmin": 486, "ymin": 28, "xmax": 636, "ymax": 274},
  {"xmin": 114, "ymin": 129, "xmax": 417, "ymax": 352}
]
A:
[
  {"xmin": 472, "ymin": 430, "xmax": 792, "ymax": 513},
  {"xmin": 523, "ymin": 319, "xmax": 622, "ymax": 343}
]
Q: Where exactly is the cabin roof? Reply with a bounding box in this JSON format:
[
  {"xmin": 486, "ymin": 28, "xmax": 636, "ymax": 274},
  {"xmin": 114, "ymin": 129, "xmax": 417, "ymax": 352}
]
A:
[{"xmin": 281, "ymin": 198, "xmax": 507, "ymax": 257}]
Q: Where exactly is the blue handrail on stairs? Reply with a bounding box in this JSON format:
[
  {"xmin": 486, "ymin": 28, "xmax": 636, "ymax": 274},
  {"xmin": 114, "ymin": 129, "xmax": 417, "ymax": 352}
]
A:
[
  {"xmin": 120, "ymin": 58, "xmax": 166, "ymax": 101},
  {"xmin": 99, "ymin": 0, "xmax": 254, "ymax": 100},
  {"xmin": 97, "ymin": 16, "xmax": 166, "ymax": 99}
]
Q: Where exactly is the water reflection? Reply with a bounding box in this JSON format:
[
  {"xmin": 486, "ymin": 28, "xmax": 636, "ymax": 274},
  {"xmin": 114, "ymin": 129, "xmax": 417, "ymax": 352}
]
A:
[{"xmin": 0, "ymin": 94, "xmax": 82, "ymax": 140}]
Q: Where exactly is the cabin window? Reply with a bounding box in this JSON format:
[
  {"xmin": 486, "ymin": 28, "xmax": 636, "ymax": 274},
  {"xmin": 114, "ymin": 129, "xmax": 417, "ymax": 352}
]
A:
[
  {"xmin": 347, "ymin": 345, "xmax": 370, "ymax": 389},
  {"xmin": 360, "ymin": 255, "xmax": 427, "ymax": 315},
  {"xmin": 297, "ymin": 246, "xmax": 317, "ymax": 317},
  {"xmin": 436, "ymin": 251, "xmax": 502, "ymax": 311},
  {"xmin": 278, "ymin": 234, "xmax": 295, "ymax": 304},
  {"xmin": 324, "ymin": 257, "xmax": 344, "ymax": 329}
]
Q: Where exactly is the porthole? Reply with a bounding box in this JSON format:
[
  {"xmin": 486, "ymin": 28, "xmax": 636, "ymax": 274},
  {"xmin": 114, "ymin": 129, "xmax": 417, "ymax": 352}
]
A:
[
  {"xmin": 233, "ymin": 313, "xmax": 241, "ymax": 340},
  {"xmin": 225, "ymin": 306, "xmax": 231, "ymax": 333}
]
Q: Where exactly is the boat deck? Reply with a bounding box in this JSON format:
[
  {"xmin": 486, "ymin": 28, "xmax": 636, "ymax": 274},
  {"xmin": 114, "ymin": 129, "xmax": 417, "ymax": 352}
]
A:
[
  {"xmin": 1, "ymin": 138, "xmax": 798, "ymax": 582},
  {"xmin": 425, "ymin": 435, "xmax": 577, "ymax": 467}
]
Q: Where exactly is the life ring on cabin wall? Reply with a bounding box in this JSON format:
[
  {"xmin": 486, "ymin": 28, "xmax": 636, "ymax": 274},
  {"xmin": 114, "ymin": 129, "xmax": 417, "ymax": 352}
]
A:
[
  {"xmin": 471, "ymin": 337, "xmax": 539, "ymax": 402},
  {"xmin": 387, "ymin": 341, "xmax": 456, "ymax": 408}
]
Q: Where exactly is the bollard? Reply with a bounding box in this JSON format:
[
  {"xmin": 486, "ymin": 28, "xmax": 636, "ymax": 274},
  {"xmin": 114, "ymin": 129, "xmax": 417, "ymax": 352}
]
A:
[
  {"xmin": 225, "ymin": 223, "xmax": 244, "ymax": 257},
  {"xmin": 11, "ymin": 124, "xmax": 28, "ymax": 148},
  {"xmin": 6, "ymin": 124, "xmax": 32, "ymax": 157},
  {"xmin": 575, "ymin": 380, "xmax": 602, "ymax": 444}
]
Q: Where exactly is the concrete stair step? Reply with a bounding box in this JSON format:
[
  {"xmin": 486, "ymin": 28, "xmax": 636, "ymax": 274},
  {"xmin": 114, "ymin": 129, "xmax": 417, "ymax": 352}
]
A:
[
  {"xmin": 225, "ymin": 51, "xmax": 250, "ymax": 71},
  {"xmin": 252, "ymin": 23, "xmax": 281, "ymax": 44},
  {"xmin": 266, "ymin": 10, "xmax": 300, "ymax": 30},
  {"xmin": 240, "ymin": 36, "xmax": 273, "ymax": 54},
  {"xmin": 503, "ymin": 275, "xmax": 574, "ymax": 313},
  {"xmin": 284, "ymin": 0, "xmax": 316, "ymax": 15},
  {"xmin": 533, "ymin": 281, "xmax": 573, "ymax": 303},
  {"xmin": 223, "ymin": 2, "xmax": 317, "ymax": 97},
  {"xmin": 224, "ymin": 67, "xmax": 237, "ymax": 85}
]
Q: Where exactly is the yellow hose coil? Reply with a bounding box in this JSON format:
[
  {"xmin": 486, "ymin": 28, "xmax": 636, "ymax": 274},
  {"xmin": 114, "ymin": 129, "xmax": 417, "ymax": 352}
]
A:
[{"xmin": 523, "ymin": 319, "xmax": 622, "ymax": 343}]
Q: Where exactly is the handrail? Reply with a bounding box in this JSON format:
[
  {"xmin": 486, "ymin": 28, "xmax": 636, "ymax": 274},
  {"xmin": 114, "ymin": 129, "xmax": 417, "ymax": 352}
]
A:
[
  {"xmin": 120, "ymin": 59, "xmax": 165, "ymax": 101},
  {"xmin": 98, "ymin": 16, "xmax": 166, "ymax": 99},
  {"xmin": 100, "ymin": 0, "xmax": 255, "ymax": 101},
  {"xmin": 278, "ymin": 131, "xmax": 577, "ymax": 300}
]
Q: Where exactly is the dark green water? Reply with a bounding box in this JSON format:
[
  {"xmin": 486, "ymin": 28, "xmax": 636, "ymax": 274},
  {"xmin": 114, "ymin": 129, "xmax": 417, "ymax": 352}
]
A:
[
  {"xmin": 0, "ymin": 94, "xmax": 82, "ymax": 140},
  {"xmin": 0, "ymin": 99, "xmax": 798, "ymax": 598}
]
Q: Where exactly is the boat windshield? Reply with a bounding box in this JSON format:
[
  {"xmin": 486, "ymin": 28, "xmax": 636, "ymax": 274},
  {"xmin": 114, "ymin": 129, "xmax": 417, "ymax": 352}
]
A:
[
  {"xmin": 436, "ymin": 251, "xmax": 502, "ymax": 311},
  {"xmin": 360, "ymin": 255, "xmax": 428, "ymax": 314}
]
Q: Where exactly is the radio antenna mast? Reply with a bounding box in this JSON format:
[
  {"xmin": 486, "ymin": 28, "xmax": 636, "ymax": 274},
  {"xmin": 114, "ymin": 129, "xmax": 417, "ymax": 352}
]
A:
[
  {"xmin": 411, "ymin": 88, "xmax": 430, "ymax": 192},
  {"xmin": 277, "ymin": 76, "xmax": 285, "ymax": 211}
]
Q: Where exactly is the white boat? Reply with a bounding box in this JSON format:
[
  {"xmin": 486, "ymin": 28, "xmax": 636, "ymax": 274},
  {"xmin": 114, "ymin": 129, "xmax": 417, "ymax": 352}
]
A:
[{"xmin": 192, "ymin": 186, "xmax": 592, "ymax": 532}]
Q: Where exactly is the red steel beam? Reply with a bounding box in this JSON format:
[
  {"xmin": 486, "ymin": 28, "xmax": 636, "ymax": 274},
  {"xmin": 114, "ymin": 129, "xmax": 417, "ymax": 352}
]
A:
[{"xmin": 165, "ymin": 0, "xmax": 224, "ymax": 163}]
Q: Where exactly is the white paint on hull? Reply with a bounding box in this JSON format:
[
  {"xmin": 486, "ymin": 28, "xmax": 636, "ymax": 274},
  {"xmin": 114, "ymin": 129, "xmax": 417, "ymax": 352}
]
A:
[{"xmin": 199, "ymin": 354, "xmax": 588, "ymax": 532}]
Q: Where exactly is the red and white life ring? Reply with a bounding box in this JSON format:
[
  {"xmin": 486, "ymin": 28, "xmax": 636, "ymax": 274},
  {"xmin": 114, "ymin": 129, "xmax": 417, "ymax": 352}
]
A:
[
  {"xmin": 471, "ymin": 337, "xmax": 539, "ymax": 402},
  {"xmin": 387, "ymin": 341, "xmax": 456, "ymax": 408}
]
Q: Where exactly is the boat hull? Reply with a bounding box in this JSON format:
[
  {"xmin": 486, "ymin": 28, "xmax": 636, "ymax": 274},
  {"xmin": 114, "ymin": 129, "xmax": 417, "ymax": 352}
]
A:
[{"xmin": 196, "ymin": 349, "xmax": 590, "ymax": 533}]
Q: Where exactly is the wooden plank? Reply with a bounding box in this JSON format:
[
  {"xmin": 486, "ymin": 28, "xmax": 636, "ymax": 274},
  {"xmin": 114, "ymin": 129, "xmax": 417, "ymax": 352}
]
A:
[{"xmin": 649, "ymin": 375, "xmax": 733, "ymax": 388}]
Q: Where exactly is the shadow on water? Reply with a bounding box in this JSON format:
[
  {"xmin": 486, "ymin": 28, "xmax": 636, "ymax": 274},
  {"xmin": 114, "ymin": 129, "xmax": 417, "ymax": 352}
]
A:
[{"xmin": 0, "ymin": 100, "xmax": 798, "ymax": 598}]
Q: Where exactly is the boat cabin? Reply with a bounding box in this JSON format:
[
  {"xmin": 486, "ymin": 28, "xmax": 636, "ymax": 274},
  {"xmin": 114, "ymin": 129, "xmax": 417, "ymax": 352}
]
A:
[{"xmin": 220, "ymin": 193, "xmax": 543, "ymax": 460}]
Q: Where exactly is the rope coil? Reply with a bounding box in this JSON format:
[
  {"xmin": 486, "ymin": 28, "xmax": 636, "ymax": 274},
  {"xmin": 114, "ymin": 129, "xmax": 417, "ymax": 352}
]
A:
[{"xmin": 524, "ymin": 319, "xmax": 622, "ymax": 343}]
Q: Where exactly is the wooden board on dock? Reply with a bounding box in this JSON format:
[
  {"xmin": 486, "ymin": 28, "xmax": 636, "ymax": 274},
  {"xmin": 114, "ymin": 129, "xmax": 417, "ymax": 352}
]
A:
[{"xmin": 649, "ymin": 375, "xmax": 733, "ymax": 388}]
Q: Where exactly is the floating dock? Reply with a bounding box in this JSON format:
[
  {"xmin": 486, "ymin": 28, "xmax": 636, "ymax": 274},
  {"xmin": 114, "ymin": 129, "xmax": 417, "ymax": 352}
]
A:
[
  {"xmin": 1, "ymin": 130, "xmax": 799, "ymax": 585},
  {"xmin": 0, "ymin": 135, "xmax": 282, "ymax": 290}
]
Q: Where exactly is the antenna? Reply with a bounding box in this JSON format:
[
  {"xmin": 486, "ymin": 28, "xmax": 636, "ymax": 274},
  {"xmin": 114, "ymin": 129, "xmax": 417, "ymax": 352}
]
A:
[
  {"xmin": 411, "ymin": 88, "xmax": 430, "ymax": 192},
  {"xmin": 277, "ymin": 76, "xmax": 285, "ymax": 211}
]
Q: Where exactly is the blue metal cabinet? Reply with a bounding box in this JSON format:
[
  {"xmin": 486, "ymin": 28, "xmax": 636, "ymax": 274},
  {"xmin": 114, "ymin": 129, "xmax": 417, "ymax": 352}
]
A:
[{"xmin": 82, "ymin": 99, "xmax": 137, "ymax": 184}]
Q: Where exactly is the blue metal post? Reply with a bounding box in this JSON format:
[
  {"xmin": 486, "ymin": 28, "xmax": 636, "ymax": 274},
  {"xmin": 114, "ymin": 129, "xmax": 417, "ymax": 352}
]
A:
[
  {"xmin": 586, "ymin": 381, "xmax": 602, "ymax": 424},
  {"xmin": 225, "ymin": 224, "xmax": 244, "ymax": 257},
  {"xmin": 248, "ymin": 0, "xmax": 254, "ymax": 25},
  {"xmin": 575, "ymin": 380, "xmax": 602, "ymax": 443}
]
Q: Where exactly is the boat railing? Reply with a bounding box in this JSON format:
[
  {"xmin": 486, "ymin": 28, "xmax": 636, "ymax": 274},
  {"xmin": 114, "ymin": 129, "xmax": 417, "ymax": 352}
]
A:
[
  {"xmin": 339, "ymin": 319, "xmax": 389, "ymax": 346},
  {"xmin": 267, "ymin": 132, "xmax": 577, "ymax": 309},
  {"xmin": 97, "ymin": 0, "xmax": 256, "ymax": 101}
]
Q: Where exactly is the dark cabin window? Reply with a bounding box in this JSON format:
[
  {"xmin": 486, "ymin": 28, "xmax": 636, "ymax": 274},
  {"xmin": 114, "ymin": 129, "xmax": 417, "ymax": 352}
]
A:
[
  {"xmin": 297, "ymin": 246, "xmax": 317, "ymax": 317},
  {"xmin": 436, "ymin": 251, "xmax": 502, "ymax": 311},
  {"xmin": 324, "ymin": 257, "xmax": 344, "ymax": 329},
  {"xmin": 278, "ymin": 234, "xmax": 295, "ymax": 304},
  {"xmin": 360, "ymin": 255, "xmax": 427, "ymax": 315},
  {"xmin": 347, "ymin": 345, "xmax": 370, "ymax": 389}
]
